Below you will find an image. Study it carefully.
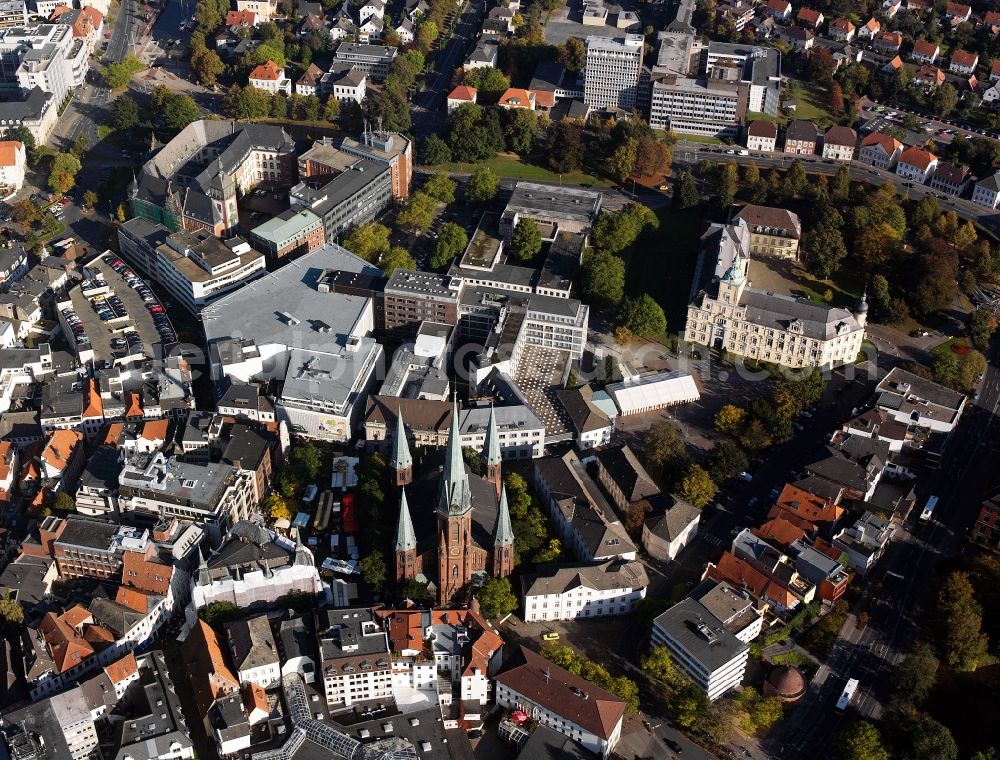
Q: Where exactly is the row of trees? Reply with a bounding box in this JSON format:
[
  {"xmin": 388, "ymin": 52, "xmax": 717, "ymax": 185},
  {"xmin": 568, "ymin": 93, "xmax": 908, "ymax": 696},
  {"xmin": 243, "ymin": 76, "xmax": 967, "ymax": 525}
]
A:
[{"xmin": 699, "ymin": 159, "xmax": 999, "ymax": 327}]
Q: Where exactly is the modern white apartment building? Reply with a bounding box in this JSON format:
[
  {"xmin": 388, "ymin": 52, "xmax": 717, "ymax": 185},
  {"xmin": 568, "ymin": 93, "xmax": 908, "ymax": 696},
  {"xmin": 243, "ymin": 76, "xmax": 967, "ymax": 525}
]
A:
[
  {"xmin": 521, "ymin": 560, "xmax": 649, "ymax": 622},
  {"xmin": 651, "ymin": 596, "xmax": 751, "ymax": 700},
  {"xmin": 649, "ymin": 76, "xmax": 748, "ymax": 138},
  {"xmin": 318, "ymin": 607, "xmax": 393, "ymax": 707},
  {"xmin": 0, "ymin": 23, "xmax": 83, "ymax": 101},
  {"xmin": 117, "ymin": 221, "xmax": 267, "ymax": 314},
  {"xmin": 583, "ymin": 34, "xmax": 643, "ymax": 110}
]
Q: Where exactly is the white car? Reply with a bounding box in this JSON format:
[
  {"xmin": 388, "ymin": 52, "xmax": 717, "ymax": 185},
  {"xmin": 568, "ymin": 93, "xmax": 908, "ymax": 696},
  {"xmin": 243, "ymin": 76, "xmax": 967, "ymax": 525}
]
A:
[{"xmin": 737, "ymin": 471, "xmax": 753, "ymax": 482}]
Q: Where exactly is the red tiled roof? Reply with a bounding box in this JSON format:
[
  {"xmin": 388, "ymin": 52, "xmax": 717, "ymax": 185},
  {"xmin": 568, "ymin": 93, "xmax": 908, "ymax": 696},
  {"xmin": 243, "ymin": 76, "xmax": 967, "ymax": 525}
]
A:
[
  {"xmin": 39, "ymin": 611, "xmax": 95, "ymax": 673},
  {"xmin": 751, "ymin": 517, "xmax": 809, "ymax": 549},
  {"xmin": 105, "ymin": 652, "xmax": 138, "ymax": 684},
  {"xmin": 226, "ymin": 9, "xmax": 256, "ymax": 25},
  {"xmin": 82, "ymin": 377, "xmax": 102, "ymax": 419},
  {"xmin": 900, "ymin": 145, "xmax": 937, "ymax": 169},
  {"xmin": 447, "ymin": 85, "xmax": 477, "ymax": 101},
  {"xmin": 950, "ymin": 49, "xmax": 977, "ymax": 66},
  {"xmin": 122, "ymin": 549, "xmax": 172, "ymax": 595},
  {"xmin": 797, "ymin": 7, "xmax": 822, "ymax": 23},
  {"xmin": 498, "ymin": 87, "xmax": 535, "ymax": 108},
  {"xmin": 861, "ymin": 131, "xmax": 902, "ymax": 155},
  {"xmin": 912, "ymin": 39, "xmax": 939, "ymax": 57},
  {"xmin": 709, "ymin": 552, "xmax": 797, "ymax": 607},
  {"xmin": 186, "ymin": 620, "xmax": 240, "ymax": 714},
  {"xmin": 831, "ymin": 17, "xmax": 854, "ymax": 31},
  {"xmin": 250, "ymin": 60, "xmax": 283, "ymax": 82},
  {"xmin": 771, "ymin": 483, "xmax": 843, "ymax": 528}
]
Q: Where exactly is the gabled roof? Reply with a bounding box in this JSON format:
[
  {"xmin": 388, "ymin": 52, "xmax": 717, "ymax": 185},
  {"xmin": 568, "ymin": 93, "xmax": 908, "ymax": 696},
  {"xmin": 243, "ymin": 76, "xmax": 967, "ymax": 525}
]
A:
[
  {"xmin": 498, "ymin": 87, "xmax": 535, "ymax": 108},
  {"xmin": 495, "ymin": 646, "xmax": 625, "ymax": 739},
  {"xmin": 912, "ymin": 39, "xmax": 939, "ymax": 56},
  {"xmin": 297, "ymin": 62, "xmax": 324, "ymax": 86},
  {"xmin": 748, "ymin": 120, "xmax": 778, "ymax": 138},
  {"xmin": 945, "ymin": 1, "xmax": 970, "ymax": 16},
  {"xmin": 785, "ymin": 119, "xmax": 817, "ymax": 142},
  {"xmin": 226, "ymin": 9, "xmax": 256, "ymax": 25},
  {"xmin": 122, "ymin": 549, "xmax": 172, "ymax": 595},
  {"xmin": 831, "ymin": 17, "xmax": 854, "ymax": 31},
  {"xmin": 796, "ymin": 7, "xmax": 822, "ymax": 23},
  {"xmin": 864, "ymin": 17, "xmax": 880, "ymax": 31},
  {"xmin": 771, "ymin": 482, "xmax": 842, "ymax": 527},
  {"xmin": 40, "ymin": 429, "xmax": 82, "ymax": 472},
  {"xmin": 899, "ymin": 145, "xmax": 937, "ymax": 169},
  {"xmin": 915, "ymin": 64, "xmax": 945, "ymax": 84},
  {"xmin": 933, "ymin": 161, "xmax": 969, "ymax": 185},
  {"xmin": 105, "ymin": 652, "xmax": 138, "ymax": 684},
  {"xmin": 951, "ymin": 49, "xmax": 978, "ymax": 66},
  {"xmin": 861, "ymin": 131, "xmax": 902, "ymax": 154},
  {"xmin": 824, "ymin": 125, "xmax": 856, "ymax": 146},
  {"xmin": 707, "ymin": 551, "xmax": 796, "ymax": 607},
  {"xmin": 751, "ymin": 516, "xmax": 808, "ymax": 548},
  {"xmin": 250, "ymin": 60, "xmax": 284, "ymax": 81}
]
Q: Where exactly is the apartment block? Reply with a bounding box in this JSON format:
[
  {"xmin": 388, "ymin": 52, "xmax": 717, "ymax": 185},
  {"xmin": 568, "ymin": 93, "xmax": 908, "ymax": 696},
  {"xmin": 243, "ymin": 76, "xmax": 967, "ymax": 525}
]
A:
[{"xmin": 583, "ymin": 34, "xmax": 643, "ymax": 110}]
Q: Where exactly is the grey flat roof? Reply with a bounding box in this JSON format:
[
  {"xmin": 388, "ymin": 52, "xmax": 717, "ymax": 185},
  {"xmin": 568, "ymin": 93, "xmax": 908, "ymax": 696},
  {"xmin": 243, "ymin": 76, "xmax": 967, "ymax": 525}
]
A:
[
  {"xmin": 504, "ymin": 182, "xmax": 602, "ymax": 224},
  {"xmin": 653, "ymin": 597, "xmax": 748, "ymax": 672},
  {"xmin": 385, "ymin": 269, "xmax": 463, "ymax": 299},
  {"xmin": 202, "ymin": 243, "xmax": 378, "ymax": 356}
]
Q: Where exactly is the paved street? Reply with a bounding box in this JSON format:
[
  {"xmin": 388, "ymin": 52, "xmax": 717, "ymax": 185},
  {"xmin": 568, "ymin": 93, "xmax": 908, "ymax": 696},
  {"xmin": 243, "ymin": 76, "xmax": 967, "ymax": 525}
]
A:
[
  {"xmin": 411, "ymin": 0, "xmax": 485, "ymax": 140},
  {"xmin": 673, "ymin": 143, "xmax": 1000, "ymax": 235}
]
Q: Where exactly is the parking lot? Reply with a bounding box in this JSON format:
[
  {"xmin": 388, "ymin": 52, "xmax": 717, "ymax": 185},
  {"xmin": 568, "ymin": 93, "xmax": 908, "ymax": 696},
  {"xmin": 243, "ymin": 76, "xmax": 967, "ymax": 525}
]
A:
[{"xmin": 65, "ymin": 255, "xmax": 175, "ymax": 363}]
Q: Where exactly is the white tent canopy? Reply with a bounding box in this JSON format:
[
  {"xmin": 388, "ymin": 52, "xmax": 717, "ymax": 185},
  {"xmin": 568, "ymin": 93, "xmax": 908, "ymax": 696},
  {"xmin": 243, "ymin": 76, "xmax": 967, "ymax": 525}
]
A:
[{"xmin": 607, "ymin": 370, "xmax": 700, "ymax": 416}]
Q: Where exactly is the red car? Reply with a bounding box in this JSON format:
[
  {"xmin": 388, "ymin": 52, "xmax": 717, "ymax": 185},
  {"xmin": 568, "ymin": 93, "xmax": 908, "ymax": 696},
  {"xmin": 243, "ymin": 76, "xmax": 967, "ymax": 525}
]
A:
[
  {"xmin": 149, "ymin": 304, "xmax": 164, "ymax": 314},
  {"xmin": 59, "ymin": 197, "xmax": 70, "ymax": 206}
]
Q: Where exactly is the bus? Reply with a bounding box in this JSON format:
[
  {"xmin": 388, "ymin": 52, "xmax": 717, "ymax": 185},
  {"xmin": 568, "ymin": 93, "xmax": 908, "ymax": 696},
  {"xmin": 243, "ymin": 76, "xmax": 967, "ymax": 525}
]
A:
[
  {"xmin": 920, "ymin": 495, "xmax": 939, "ymax": 522},
  {"xmin": 835, "ymin": 678, "xmax": 859, "ymax": 713}
]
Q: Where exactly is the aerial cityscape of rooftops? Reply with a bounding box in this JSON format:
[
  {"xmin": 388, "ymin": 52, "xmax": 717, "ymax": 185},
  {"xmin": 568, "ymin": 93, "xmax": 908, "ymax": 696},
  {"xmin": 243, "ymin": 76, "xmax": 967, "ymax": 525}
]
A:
[{"xmin": 1, "ymin": 0, "xmax": 1000, "ymax": 755}]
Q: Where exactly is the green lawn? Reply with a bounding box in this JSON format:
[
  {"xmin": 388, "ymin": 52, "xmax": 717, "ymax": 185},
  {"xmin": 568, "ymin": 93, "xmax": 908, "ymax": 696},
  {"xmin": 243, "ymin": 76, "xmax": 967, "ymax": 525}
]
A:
[
  {"xmin": 746, "ymin": 111, "xmax": 778, "ymax": 124},
  {"xmin": 784, "ymin": 82, "xmax": 835, "ymax": 127},
  {"xmin": 441, "ymin": 153, "xmax": 612, "ymax": 186},
  {"xmin": 793, "ymin": 265, "xmax": 864, "ymax": 305},
  {"xmin": 625, "ymin": 206, "xmax": 705, "ymax": 332}
]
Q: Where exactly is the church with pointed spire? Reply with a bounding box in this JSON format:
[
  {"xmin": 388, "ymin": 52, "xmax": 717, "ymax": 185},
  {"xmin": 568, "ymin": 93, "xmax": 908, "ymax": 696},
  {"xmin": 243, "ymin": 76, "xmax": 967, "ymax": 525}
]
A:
[{"xmin": 391, "ymin": 399, "xmax": 515, "ymax": 606}]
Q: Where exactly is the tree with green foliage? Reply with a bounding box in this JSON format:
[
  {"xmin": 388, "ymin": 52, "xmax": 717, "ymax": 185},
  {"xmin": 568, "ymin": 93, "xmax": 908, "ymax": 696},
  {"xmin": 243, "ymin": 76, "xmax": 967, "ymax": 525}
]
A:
[
  {"xmin": 935, "ymin": 570, "xmax": 989, "ymax": 671},
  {"xmin": 618, "ymin": 293, "xmax": 666, "ymax": 336},
  {"xmin": 581, "ymin": 249, "xmax": 625, "ymax": 309},
  {"xmin": 200, "ymin": 601, "xmax": 242, "ymax": 627},
  {"xmin": 890, "ymin": 641, "xmax": 938, "ymax": 708},
  {"xmin": 191, "ymin": 46, "xmax": 224, "ymax": 85},
  {"xmin": 447, "ymin": 104, "xmax": 503, "ymax": 162},
  {"xmin": 969, "ymin": 308, "xmax": 997, "ymax": 350},
  {"xmin": 82, "ymin": 190, "xmax": 98, "ymax": 208},
  {"xmin": 111, "ymin": 95, "xmax": 140, "ymax": 130},
  {"xmin": 465, "ymin": 166, "xmax": 499, "ymax": 204},
  {"xmin": 366, "ymin": 89, "xmax": 411, "ymax": 132},
  {"xmin": 163, "ymin": 93, "xmax": 200, "ymax": 130},
  {"xmin": 476, "ymin": 576, "xmax": 518, "ymax": 618},
  {"xmin": 9, "ymin": 126, "xmax": 34, "ymax": 157},
  {"xmin": 784, "ymin": 159, "xmax": 808, "ymax": 200},
  {"xmin": 886, "ymin": 708, "xmax": 957, "ymax": 760},
  {"xmin": 512, "ymin": 218, "xmax": 541, "ymax": 261},
  {"xmin": 242, "ymin": 43, "xmax": 285, "ymax": 69},
  {"xmin": 432, "ymin": 222, "xmax": 468, "ymax": 269},
  {"xmin": 675, "ymin": 169, "xmax": 700, "ymax": 209},
  {"xmin": 360, "ymin": 552, "xmax": 387, "ymax": 593},
  {"xmin": 48, "ymin": 153, "xmax": 81, "ymax": 194},
  {"xmin": 548, "ymin": 121, "xmax": 584, "ymax": 173},
  {"xmin": 607, "ymin": 138, "xmax": 638, "ymax": 184},
  {"xmin": 399, "ymin": 579, "xmax": 432, "ymax": 602},
  {"xmin": 504, "ymin": 472, "xmax": 533, "ymax": 520},
  {"xmin": 463, "ymin": 66, "xmax": 510, "ymax": 97},
  {"xmin": 423, "ymin": 173, "xmax": 456, "ymax": 203},
  {"xmin": 803, "ymin": 215, "xmax": 848, "ymax": 278},
  {"xmin": 343, "ymin": 222, "xmax": 391, "ymax": 262},
  {"xmin": 416, "ymin": 18, "xmax": 438, "ymax": 52},
  {"xmin": 533, "ymin": 538, "xmax": 561, "ymax": 563},
  {"xmin": 559, "ymin": 37, "xmax": 585, "ymax": 73},
  {"xmin": 706, "ymin": 440, "xmax": 748, "ymax": 484},
  {"xmin": 717, "ymin": 160, "xmax": 739, "ymax": 209},
  {"xmin": 102, "ymin": 54, "xmax": 144, "ymax": 88},
  {"xmin": 678, "ymin": 464, "xmax": 716, "ymax": 508},
  {"xmin": 503, "ymin": 107, "xmax": 537, "ymax": 155},
  {"xmin": 835, "ymin": 721, "xmax": 891, "ymax": 760},
  {"xmin": 225, "ymin": 85, "xmax": 272, "ymax": 119},
  {"xmin": 396, "ymin": 192, "xmax": 436, "ymax": 231},
  {"xmin": 292, "ymin": 442, "xmax": 323, "ymax": 480},
  {"xmin": 422, "ymin": 134, "xmax": 452, "ymax": 164},
  {"xmin": 53, "ymin": 491, "xmax": 75, "ymax": 512},
  {"xmin": 381, "ymin": 246, "xmax": 416, "ymax": 275},
  {"xmin": 933, "ymin": 83, "xmax": 958, "ymax": 117},
  {"xmin": 592, "ymin": 204, "xmax": 655, "ymax": 255},
  {"xmin": 323, "ymin": 94, "xmax": 340, "ymax": 122}
]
